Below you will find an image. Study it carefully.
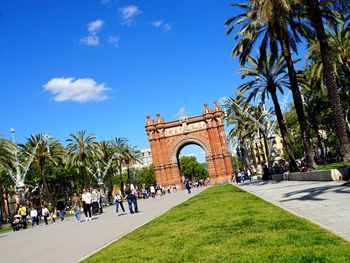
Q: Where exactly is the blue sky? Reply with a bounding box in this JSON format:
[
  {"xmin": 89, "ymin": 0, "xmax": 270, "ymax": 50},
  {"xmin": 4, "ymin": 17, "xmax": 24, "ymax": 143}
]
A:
[{"xmin": 0, "ymin": 0, "xmax": 305, "ymax": 162}]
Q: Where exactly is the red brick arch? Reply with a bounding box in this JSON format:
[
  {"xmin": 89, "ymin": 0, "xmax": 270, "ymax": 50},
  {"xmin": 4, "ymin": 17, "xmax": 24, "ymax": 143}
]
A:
[{"xmin": 145, "ymin": 102, "xmax": 233, "ymax": 187}]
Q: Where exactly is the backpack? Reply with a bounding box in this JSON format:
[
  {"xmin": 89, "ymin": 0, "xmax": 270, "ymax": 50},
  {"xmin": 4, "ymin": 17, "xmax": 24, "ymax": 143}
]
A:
[{"xmin": 125, "ymin": 185, "xmax": 131, "ymax": 195}]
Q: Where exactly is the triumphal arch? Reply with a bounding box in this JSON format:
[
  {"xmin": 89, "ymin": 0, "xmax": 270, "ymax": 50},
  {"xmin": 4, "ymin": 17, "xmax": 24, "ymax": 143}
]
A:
[{"xmin": 145, "ymin": 102, "xmax": 233, "ymax": 187}]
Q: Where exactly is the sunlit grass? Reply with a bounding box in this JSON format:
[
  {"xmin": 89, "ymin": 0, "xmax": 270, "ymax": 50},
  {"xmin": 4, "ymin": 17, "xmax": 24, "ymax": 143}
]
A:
[
  {"xmin": 317, "ymin": 162, "xmax": 350, "ymax": 171},
  {"xmin": 84, "ymin": 184, "xmax": 350, "ymax": 263}
]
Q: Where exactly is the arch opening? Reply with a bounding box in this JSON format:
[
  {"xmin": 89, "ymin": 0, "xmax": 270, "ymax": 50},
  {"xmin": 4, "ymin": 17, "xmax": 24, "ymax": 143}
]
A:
[{"xmin": 177, "ymin": 144, "xmax": 209, "ymax": 183}]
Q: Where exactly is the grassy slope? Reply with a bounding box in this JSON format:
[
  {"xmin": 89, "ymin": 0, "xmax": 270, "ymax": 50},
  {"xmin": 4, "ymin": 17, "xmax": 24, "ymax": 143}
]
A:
[{"xmin": 84, "ymin": 185, "xmax": 350, "ymax": 263}]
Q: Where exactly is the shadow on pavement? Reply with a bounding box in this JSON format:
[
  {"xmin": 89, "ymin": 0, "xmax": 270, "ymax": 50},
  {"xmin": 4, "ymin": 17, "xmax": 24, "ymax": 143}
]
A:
[{"xmin": 281, "ymin": 181, "xmax": 350, "ymax": 202}]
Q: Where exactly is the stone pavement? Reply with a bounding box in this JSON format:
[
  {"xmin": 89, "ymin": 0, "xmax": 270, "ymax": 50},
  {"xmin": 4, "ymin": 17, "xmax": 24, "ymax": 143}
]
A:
[
  {"xmin": 237, "ymin": 180, "xmax": 350, "ymax": 242},
  {"xmin": 0, "ymin": 187, "xmax": 205, "ymax": 263}
]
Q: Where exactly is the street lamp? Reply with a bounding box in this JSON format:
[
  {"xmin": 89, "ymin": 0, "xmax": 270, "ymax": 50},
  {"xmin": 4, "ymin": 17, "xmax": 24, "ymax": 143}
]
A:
[{"xmin": 9, "ymin": 129, "xmax": 48, "ymax": 205}]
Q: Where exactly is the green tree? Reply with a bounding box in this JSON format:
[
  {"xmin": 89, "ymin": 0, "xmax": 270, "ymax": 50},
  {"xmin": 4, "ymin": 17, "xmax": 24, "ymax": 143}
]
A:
[
  {"xmin": 225, "ymin": 1, "xmax": 317, "ymax": 168},
  {"xmin": 237, "ymin": 52, "xmax": 297, "ymax": 169},
  {"xmin": 26, "ymin": 134, "xmax": 62, "ymax": 202},
  {"xmin": 135, "ymin": 165, "xmax": 156, "ymax": 189},
  {"xmin": 305, "ymin": 0, "xmax": 350, "ymax": 161},
  {"xmin": 66, "ymin": 130, "xmax": 98, "ymax": 188},
  {"xmin": 112, "ymin": 137, "xmax": 128, "ymax": 192},
  {"xmin": 179, "ymin": 156, "xmax": 208, "ymax": 181}
]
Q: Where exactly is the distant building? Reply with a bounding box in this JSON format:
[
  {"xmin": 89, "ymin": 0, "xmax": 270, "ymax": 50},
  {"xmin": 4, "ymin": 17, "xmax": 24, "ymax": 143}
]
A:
[{"xmin": 121, "ymin": 147, "xmax": 153, "ymax": 172}]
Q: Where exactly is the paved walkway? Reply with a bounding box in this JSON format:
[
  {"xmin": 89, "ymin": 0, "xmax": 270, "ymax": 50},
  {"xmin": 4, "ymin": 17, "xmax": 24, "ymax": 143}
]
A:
[
  {"xmin": 0, "ymin": 187, "xmax": 205, "ymax": 263},
  {"xmin": 237, "ymin": 180, "xmax": 350, "ymax": 242}
]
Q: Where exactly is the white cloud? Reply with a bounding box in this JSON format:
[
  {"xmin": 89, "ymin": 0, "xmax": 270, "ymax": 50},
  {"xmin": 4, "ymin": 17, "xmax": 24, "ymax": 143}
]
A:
[
  {"xmin": 80, "ymin": 35, "xmax": 100, "ymax": 46},
  {"xmin": 87, "ymin": 19, "xmax": 104, "ymax": 35},
  {"xmin": 80, "ymin": 19, "xmax": 104, "ymax": 46},
  {"xmin": 163, "ymin": 23, "xmax": 172, "ymax": 32},
  {"xmin": 119, "ymin": 5, "xmax": 142, "ymax": 26},
  {"xmin": 108, "ymin": 36, "xmax": 120, "ymax": 47},
  {"xmin": 151, "ymin": 20, "xmax": 163, "ymax": 27},
  {"xmin": 176, "ymin": 106, "xmax": 186, "ymax": 118},
  {"xmin": 151, "ymin": 20, "xmax": 172, "ymax": 32},
  {"xmin": 43, "ymin": 77, "xmax": 110, "ymax": 103}
]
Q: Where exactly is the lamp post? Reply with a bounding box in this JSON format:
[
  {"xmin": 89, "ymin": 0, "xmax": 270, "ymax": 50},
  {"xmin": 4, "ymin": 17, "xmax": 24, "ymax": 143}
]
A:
[
  {"xmin": 10, "ymin": 129, "xmax": 26, "ymax": 204},
  {"xmin": 10, "ymin": 129, "xmax": 49, "ymax": 205}
]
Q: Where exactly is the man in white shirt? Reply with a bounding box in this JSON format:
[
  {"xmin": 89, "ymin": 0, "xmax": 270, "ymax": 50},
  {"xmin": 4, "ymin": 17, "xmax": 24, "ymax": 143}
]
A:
[{"xmin": 82, "ymin": 188, "xmax": 92, "ymax": 221}]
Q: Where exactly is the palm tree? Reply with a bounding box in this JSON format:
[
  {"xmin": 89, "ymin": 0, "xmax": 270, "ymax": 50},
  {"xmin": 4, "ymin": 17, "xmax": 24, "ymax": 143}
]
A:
[
  {"xmin": 238, "ymin": 53, "xmax": 298, "ymax": 169},
  {"xmin": 0, "ymin": 138, "xmax": 15, "ymax": 172},
  {"xmin": 66, "ymin": 130, "xmax": 98, "ymax": 188},
  {"xmin": 123, "ymin": 144, "xmax": 141, "ymax": 181},
  {"xmin": 224, "ymin": 94, "xmax": 260, "ymax": 168},
  {"xmin": 225, "ymin": 1, "xmax": 317, "ymax": 168},
  {"xmin": 112, "ymin": 137, "xmax": 129, "ymax": 192},
  {"xmin": 26, "ymin": 134, "xmax": 62, "ymax": 202},
  {"xmin": 95, "ymin": 140, "xmax": 114, "ymax": 197},
  {"xmin": 305, "ymin": 1, "xmax": 350, "ymax": 161}
]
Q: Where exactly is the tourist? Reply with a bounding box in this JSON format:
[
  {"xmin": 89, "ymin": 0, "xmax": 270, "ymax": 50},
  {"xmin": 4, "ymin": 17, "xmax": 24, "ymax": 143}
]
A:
[
  {"xmin": 114, "ymin": 191, "xmax": 125, "ymax": 216},
  {"xmin": 42, "ymin": 205, "xmax": 50, "ymax": 225},
  {"xmin": 185, "ymin": 178, "xmax": 191, "ymax": 194},
  {"xmin": 56, "ymin": 199, "xmax": 65, "ymax": 221},
  {"xmin": 18, "ymin": 204, "xmax": 27, "ymax": 229},
  {"xmin": 82, "ymin": 188, "xmax": 92, "ymax": 221},
  {"xmin": 98, "ymin": 190, "xmax": 104, "ymax": 214},
  {"xmin": 30, "ymin": 206, "xmax": 38, "ymax": 227},
  {"xmin": 125, "ymin": 181, "xmax": 139, "ymax": 214},
  {"xmin": 91, "ymin": 189, "xmax": 99, "ymax": 215},
  {"xmin": 71, "ymin": 192, "xmax": 82, "ymax": 223},
  {"xmin": 150, "ymin": 185, "xmax": 156, "ymax": 199}
]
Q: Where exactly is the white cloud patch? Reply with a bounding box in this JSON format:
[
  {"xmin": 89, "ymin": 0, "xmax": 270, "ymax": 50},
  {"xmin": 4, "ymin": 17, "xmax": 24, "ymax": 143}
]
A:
[
  {"xmin": 176, "ymin": 106, "xmax": 186, "ymax": 118},
  {"xmin": 151, "ymin": 20, "xmax": 172, "ymax": 32},
  {"xmin": 119, "ymin": 5, "xmax": 142, "ymax": 26},
  {"xmin": 151, "ymin": 20, "xmax": 163, "ymax": 27},
  {"xmin": 87, "ymin": 19, "xmax": 104, "ymax": 35},
  {"xmin": 108, "ymin": 36, "xmax": 120, "ymax": 47},
  {"xmin": 163, "ymin": 23, "xmax": 172, "ymax": 32},
  {"xmin": 43, "ymin": 77, "xmax": 110, "ymax": 103},
  {"xmin": 81, "ymin": 19, "xmax": 104, "ymax": 46},
  {"xmin": 80, "ymin": 35, "xmax": 99, "ymax": 46}
]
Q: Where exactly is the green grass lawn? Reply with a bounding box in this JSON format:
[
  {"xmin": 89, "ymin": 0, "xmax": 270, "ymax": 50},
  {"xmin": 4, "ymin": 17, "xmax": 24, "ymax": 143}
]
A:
[
  {"xmin": 317, "ymin": 162, "xmax": 350, "ymax": 171},
  {"xmin": 83, "ymin": 185, "xmax": 350, "ymax": 263}
]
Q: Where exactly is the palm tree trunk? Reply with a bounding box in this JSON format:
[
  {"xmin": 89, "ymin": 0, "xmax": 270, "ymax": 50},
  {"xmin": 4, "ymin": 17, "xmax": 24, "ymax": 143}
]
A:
[
  {"xmin": 262, "ymin": 132, "xmax": 271, "ymax": 168},
  {"xmin": 118, "ymin": 161, "xmax": 124, "ymax": 194},
  {"xmin": 279, "ymin": 37, "xmax": 317, "ymax": 169},
  {"xmin": 40, "ymin": 162, "xmax": 50, "ymax": 202},
  {"xmin": 307, "ymin": 0, "xmax": 350, "ymax": 162},
  {"xmin": 270, "ymin": 89, "xmax": 298, "ymax": 170}
]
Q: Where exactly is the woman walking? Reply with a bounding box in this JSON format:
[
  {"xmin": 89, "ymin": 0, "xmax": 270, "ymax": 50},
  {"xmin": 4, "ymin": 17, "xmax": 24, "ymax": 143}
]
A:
[
  {"xmin": 82, "ymin": 188, "xmax": 92, "ymax": 221},
  {"xmin": 115, "ymin": 191, "xmax": 125, "ymax": 216},
  {"xmin": 71, "ymin": 192, "xmax": 82, "ymax": 223}
]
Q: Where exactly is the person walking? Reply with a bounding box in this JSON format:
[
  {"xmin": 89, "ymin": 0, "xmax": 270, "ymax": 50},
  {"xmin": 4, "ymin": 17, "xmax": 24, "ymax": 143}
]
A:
[
  {"xmin": 56, "ymin": 199, "xmax": 65, "ymax": 221},
  {"xmin": 125, "ymin": 182, "xmax": 139, "ymax": 214},
  {"xmin": 18, "ymin": 204, "xmax": 27, "ymax": 229},
  {"xmin": 115, "ymin": 191, "xmax": 125, "ymax": 216},
  {"xmin": 42, "ymin": 205, "xmax": 50, "ymax": 225},
  {"xmin": 150, "ymin": 185, "xmax": 156, "ymax": 199},
  {"xmin": 30, "ymin": 206, "xmax": 38, "ymax": 227},
  {"xmin": 82, "ymin": 188, "xmax": 92, "ymax": 221},
  {"xmin": 71, "ymin": 192, "xmax": 82, "ymax": 223},
  {"xmin": 185, "ymin": 178, "xmax": 191, "ymax": 194}
]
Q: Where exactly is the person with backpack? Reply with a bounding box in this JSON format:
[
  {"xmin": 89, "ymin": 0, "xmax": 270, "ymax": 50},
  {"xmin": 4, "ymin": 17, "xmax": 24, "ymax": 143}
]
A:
[{"xmin": 125, "ymin": 181, "xmax": 139, "ymax": 214}]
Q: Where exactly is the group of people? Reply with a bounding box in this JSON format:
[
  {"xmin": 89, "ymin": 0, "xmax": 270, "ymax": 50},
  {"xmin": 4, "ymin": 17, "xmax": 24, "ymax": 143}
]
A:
[
  {"xmin": 233, "ymin": 168, "xmax": 254, "ymax": 183},
  {"xmin": 12, "ymin": 203, "xmax": 56, "ymax": 231}
]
